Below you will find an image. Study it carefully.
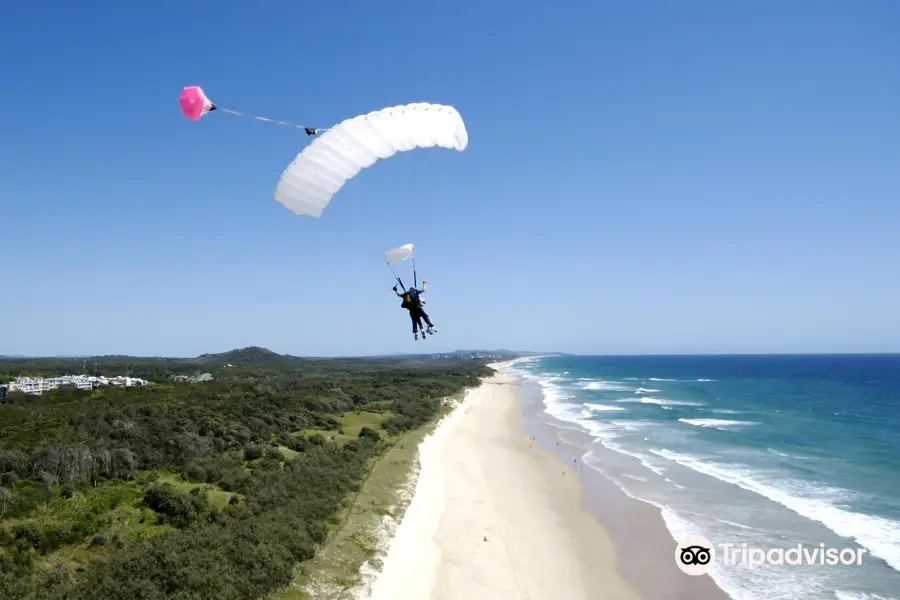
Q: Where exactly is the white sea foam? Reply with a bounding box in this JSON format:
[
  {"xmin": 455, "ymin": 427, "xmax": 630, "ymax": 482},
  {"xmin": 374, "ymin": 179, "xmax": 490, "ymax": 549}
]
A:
[
  {"xmin": 678, "ymin": 418, "xmax": 760, "ymax": 431},
  {"xmin": 664, "ymin": 477, "xmax": 685, "ymax": 490},
  {"xmin": 650, "ymin": 448, "xmax": 900, "ymax": 574},
  {"xmin": 617, "ymin": 396, "xmax": 704, "ymax": 407},
  {"xmin": 584, "ymin": 403, "xmax": 625, "ymax": 412},
  {"xmin": 834, "ymin": 592, "xmax": 899, "ymax": 600},
  {"xmin": 712, "ymin": 517, "xmax": 754, "ymax": 530},
  {"xmin": 583, "ymin": 446, "xmax": 667, "ymax": 479},
  {"xmin": 581, "ymin": 379, "xmax": 634, "ymax": 392}
]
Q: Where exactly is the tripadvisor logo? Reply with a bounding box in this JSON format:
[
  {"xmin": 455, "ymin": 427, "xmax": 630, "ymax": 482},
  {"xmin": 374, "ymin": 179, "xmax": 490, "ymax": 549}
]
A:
[
  {"xmin": 676, "ymin": 535, "xmax": 715, "ymax": 576},
  {"xmin": 675, "ymin": 535, "xmax": 868, "ymax": 576}
]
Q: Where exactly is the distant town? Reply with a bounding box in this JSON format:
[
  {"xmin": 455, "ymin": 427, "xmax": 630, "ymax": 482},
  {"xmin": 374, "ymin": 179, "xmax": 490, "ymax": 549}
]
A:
[
  {"xmin": 3, "ymin": 374, "xmax": 149, "ymax": 395},
  {"xmin": 0, "ymin": 371, "xmax": 216, "ymax": 396}
]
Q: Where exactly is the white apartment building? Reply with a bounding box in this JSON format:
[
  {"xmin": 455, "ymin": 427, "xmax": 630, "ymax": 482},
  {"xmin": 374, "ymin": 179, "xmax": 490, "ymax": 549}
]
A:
[{"xmin": 7, "ymin": 374, "xmax": 148, "ymax": 395}]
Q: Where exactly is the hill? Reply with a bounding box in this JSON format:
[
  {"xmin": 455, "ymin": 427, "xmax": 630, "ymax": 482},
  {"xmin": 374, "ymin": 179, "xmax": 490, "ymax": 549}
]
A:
[{"xmin": 195, "ymin": 345, "xmax": 295, "ymax": 366}]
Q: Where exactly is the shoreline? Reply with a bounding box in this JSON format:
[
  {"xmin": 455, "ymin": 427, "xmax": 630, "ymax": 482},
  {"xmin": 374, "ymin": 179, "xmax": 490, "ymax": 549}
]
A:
[
  {"xmin": 511, "ymin": 360, "xmax": 731, "ymax": 600},
  {"xmin": 364, "ymin": 365, "xmax": 643, "ymax": 600}
]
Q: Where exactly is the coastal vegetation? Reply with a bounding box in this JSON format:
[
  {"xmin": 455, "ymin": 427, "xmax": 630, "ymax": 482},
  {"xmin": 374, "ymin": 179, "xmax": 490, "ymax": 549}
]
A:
[
  {"xmin": 0, "ymin": 347, "xmax": 494, "ymax": 600},
  {"xmin": 275, "ymin": 394, "xmax": 462, "ymax": 599}
]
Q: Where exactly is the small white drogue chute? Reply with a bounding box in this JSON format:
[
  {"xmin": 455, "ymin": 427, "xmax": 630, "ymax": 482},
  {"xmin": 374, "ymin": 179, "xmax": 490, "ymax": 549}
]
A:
[
  {"xmin": 385, "ymin": 243, "xmax": 415, "ymax": 265},
  {"xmin": 385, "ymin": 243, "xmax": 416, "ymax": 290}
]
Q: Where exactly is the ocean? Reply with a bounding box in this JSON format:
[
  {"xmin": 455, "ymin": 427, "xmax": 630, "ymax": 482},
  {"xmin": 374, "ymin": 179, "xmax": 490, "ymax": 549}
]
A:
[{"xmin": 507, "ymin": 354, "xmax": 900, "ymax": 600}]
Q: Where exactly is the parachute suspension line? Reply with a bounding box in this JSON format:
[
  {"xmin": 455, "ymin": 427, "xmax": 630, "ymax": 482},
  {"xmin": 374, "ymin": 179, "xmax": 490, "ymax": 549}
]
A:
[
  {"xmin": 387, "ymin": 263, "xmax": 404, "ymax": 290},
  {"xmin": 413, "ymin": 257, "xmax": 418, "ymax": 289},
  {"xmin": 216, "ymin": 107, "xmax": 325, "ymax": 135},
  {"xmin": 384, "ymin": 244, "xmax": 415, "ymax": 291}
]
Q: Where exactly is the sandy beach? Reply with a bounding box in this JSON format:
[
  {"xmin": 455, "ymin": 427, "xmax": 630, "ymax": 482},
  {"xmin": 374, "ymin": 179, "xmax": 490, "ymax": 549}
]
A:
[{"xmin": 367, "ymin": 365, "xmax": 642, "ymax": 600}]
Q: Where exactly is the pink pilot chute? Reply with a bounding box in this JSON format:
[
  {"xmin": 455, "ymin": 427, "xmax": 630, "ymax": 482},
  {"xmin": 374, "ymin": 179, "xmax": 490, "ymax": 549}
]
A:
[
  {"xmin": 178, "ymin": 85, "xmax": 311, "ymax": 130},
  {"xmin": 178, "ymin": 86, "xmax": 216, "ymax": 120}
]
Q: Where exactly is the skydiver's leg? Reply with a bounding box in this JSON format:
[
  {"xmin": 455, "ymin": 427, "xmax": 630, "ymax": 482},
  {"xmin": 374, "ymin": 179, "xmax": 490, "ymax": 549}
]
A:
[
  {"xmin": 409, "ymin": 312, "xmax": 419, "ymax": 339},
  {"xmin": 419, "ymin": 309, "xmax": 436, "ymax": 333},
  {"xmin": 416, "ymin": 314, "xmax": 424, "ymax": 334},
  {"xmin": 410, "ymin": 310, "xmax": 426, "ymax": 338}
]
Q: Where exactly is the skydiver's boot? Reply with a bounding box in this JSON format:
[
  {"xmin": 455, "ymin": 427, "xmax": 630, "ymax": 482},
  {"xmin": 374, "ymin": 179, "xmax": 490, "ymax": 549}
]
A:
[
  {"xmin": 414, "ymin": 331, "xmax": 419, "ymax": 340},
  {"xmin": 428, "ymin": 326, "xmax": 437, "ymax": 334}
]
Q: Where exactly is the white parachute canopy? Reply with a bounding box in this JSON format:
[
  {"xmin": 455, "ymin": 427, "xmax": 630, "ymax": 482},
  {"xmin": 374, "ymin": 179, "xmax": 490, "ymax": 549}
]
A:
[
  {"xmin": 385, "ymin": 243, "xmax": 415, "ymax": 265},
  {"xmin": 274, "ymin": 102, "xmax": 468, "ymax": 217}
]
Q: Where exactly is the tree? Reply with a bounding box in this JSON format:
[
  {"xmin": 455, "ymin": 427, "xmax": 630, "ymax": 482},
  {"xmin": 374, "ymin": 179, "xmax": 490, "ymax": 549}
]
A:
[
  {"xmin": 358, "ymin": 427, "xmax": 380, "ymax": 443},
  {"xmin": 0, "ymin": 487, "xmax": 9, "ymax": 519}
]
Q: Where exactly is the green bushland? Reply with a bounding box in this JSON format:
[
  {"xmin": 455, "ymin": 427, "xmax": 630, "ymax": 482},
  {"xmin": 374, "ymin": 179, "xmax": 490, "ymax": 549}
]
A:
[
  {"xmin": 271, "ymin": 395, "xmax": 464, "ymax": 600},
  {"xmin": 0, "ymin": 348, "xmax": 495, "ymax": 600}
]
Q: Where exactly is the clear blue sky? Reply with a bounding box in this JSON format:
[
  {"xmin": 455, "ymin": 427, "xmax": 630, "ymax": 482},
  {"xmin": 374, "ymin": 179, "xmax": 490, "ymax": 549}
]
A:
[{"xmin": 2, "ymin": 0, "xmax": 898, "ymax": 357}]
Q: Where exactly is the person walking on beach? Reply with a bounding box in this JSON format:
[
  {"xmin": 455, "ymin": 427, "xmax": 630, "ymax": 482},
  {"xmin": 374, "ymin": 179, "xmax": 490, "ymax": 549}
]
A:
[{"xmin": 393, "ymin": 281, "xmax": 437, "ymax": 340}]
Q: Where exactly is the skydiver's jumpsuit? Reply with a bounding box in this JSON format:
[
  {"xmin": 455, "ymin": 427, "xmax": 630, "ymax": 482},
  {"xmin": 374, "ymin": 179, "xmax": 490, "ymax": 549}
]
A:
[
  {"xmin": 409, "ymin": 309, "xmax": 425, "ymax": 334},
  {"xmin": 404, "ymin": 289, "xmax": 434, "ymax": 333},
  {"xmin": 412, "ymin": 306, "xmax": 434, "ymax": 332}
]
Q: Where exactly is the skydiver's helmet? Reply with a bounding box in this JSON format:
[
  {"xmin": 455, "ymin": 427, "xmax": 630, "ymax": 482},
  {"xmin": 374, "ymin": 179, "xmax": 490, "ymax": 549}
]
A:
[{"xmin": 409, "ymin": 287, "xmax": 417, "ymax": 293}]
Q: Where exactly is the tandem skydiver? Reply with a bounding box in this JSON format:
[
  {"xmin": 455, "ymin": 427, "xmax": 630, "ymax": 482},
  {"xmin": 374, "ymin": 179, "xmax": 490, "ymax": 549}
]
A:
[{"xmin": 393, "ymin": 281, "xmax": 438, "ymax": 340}]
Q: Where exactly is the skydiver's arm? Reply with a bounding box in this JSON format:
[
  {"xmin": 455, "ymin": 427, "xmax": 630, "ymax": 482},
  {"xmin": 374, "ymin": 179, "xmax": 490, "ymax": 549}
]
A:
[
  {"xmin": 421, "ymin": 280, "xmax": 428, "ymax": 293},
  {"xmin": 392, "ymin": 286, "xmax": 404, "ymax": 297}
]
